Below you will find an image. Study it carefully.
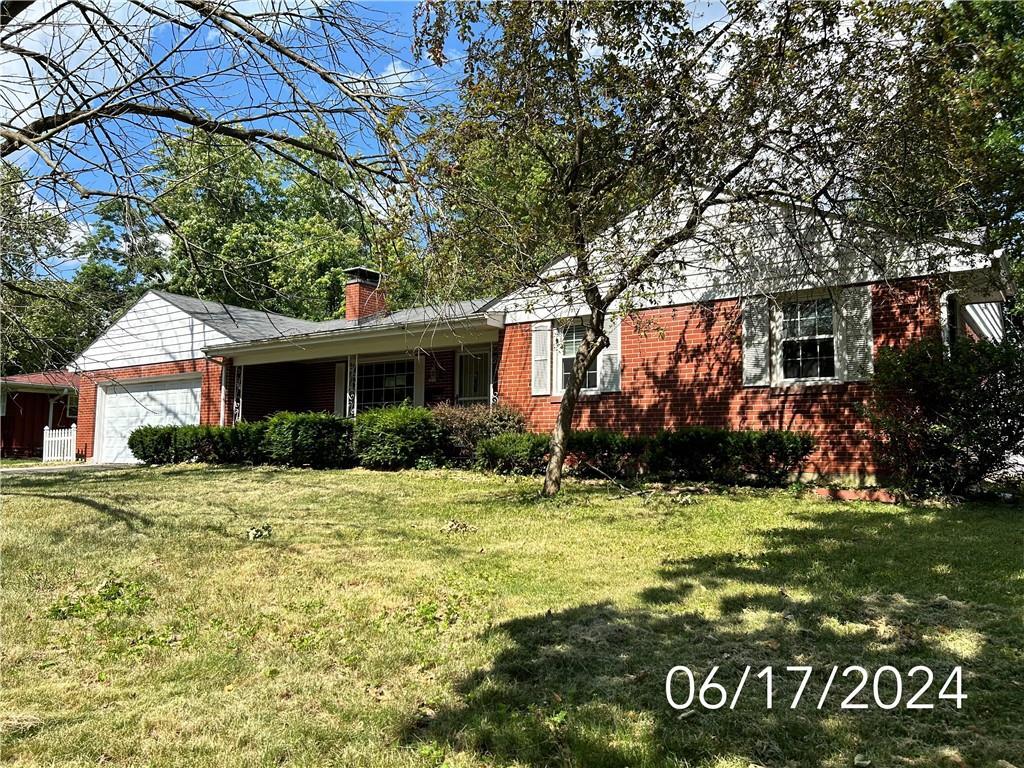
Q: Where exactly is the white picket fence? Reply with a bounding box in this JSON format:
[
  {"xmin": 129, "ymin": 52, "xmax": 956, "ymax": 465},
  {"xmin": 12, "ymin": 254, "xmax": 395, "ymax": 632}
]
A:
[{"xmin": 43, "ymin": 424, "xmax": 76, "ymax": 462}]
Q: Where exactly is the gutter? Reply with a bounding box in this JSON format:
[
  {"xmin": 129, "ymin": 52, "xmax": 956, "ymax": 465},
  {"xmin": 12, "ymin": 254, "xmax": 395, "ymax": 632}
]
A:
[
  {"xmin": 203, "ymin": 311, "xmax": 505, "ymax": 357},
  {"xmin": 1, "ymin": 382, "xmax": 77, "ymax": 395}
]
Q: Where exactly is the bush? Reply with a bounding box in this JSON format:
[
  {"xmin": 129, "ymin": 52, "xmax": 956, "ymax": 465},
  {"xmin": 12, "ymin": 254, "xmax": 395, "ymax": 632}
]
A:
[
  {"xmin": 128, "ymin": 422, "xmax": 270, "ymax": 465},
  {"xmin": 645, "ymin": 427, "xmax": 736, "ymax": 481},
  {"xmin": 730, "ymin": 429, "xmax": 815, "ymax": 486},
  {"xmin": 866, "ymin": 337, "xmax": 1024, "ymax": 496},
  {"xmin": 264, "ymin": 411, "xmax": 354, "ymax": 469},
  {"xmin": 353, "ymin": 405, "xmax": 441, "ymax": 470},
  {"xmin": 476, "ymin": 432, "xmax": 550, "ymax": 474},
  {"xmin": 127, "ymin": 425, "xmax": 177, "ymax": 464},
  {"xmin": 565, "ymin": 429, "xmax": 649, "ymax": 479},
  {"xmin": 432, "ymin": 402, "xmax": 526, "ymax": 466},
  {"xmin": 219, "ymin": 421, "xmax": 270, "ymax": 464}
]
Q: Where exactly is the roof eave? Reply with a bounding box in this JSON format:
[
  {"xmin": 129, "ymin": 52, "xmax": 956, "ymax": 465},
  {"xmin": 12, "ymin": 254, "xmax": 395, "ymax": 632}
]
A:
[
  {"xmin": 1, "ymin": 382, "xmax": 77, "ymax": 394},
  {"xmin": 202, "ymin": 312, "xmax": 504, "ymax": 357}
]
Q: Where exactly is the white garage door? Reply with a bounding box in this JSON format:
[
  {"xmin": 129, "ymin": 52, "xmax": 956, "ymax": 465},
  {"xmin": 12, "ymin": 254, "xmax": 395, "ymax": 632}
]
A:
[{"xmin": 98, "ymin": 377, "xmax": 201, "ymax": 463}]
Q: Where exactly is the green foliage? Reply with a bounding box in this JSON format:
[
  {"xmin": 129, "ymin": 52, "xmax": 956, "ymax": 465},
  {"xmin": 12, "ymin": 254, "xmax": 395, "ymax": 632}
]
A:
[
  {"xmin": 127, "ymin": 423, "xmax": 269, "ymax": 465},
  {"xmin": 431, "ymin": 402, "xmax": 526, "ymax": 466},
  {"xmin": 0, "ymin": 165, "xmax": 152, "ymax": 374},
  {"xmin": 565, "ymin": 429, "xmax": 649, "ymax": 479},
  {"xmin": 353, "ymin": 405, "xmax": 441, "ymax": 470},
  {"xmin": 127, "ymin": 426, "xmax": 177, "ymax": 464},
  {"xmin": 645, "ymin": 428, "xmax": 737, "ymax": 482},
  {"xmin": 154, "ymin": 127, "xmax": 420, "ymax": 320},
  {"xmin": 729, "ymin": 430, "xmax": 817, "ymax": 487},
  {"xmin": 478, "ymin": 427, "xmax": 813, "ymax": 485},
  {"xmin": 264, "ymin": 412, "xmax": 354, "ymax": 469},
  {"xmin": 866, "ymin": 337, "xmax": 1024, "ymax": 496},
  {"xmin": 49, "ymin": 577, "xmax": 152, "ymax": 620},
  {"xmin": 475, "ymin": 432, "xmax": 550, "ymax": 475}
]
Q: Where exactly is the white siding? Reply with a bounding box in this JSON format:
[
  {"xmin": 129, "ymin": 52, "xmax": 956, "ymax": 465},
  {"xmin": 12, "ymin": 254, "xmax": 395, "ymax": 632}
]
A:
[{"xmin": 73, "ymin": 293, "xmax": 233, "ymax": 371}]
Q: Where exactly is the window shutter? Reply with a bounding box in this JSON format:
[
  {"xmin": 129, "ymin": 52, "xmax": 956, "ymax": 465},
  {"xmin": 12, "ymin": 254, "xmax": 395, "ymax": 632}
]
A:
[
  {"xmin": 840, "ymin": 286, "xmax": 874, "ymax": 381},
  {"xmin": 531, "ymin": 321, "xmax": 552, "ymax": 396},
  {"xmin": 742, "ymin": 298, "xmax": 771, "ymax": 387},
  {"xmin": 599, "ymin": 319, "xmax": 622, "ymax": 393}
]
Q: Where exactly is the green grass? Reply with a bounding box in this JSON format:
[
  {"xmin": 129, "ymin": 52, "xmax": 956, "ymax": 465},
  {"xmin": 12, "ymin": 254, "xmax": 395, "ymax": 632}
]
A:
[
  {"xmin": 1, "ymin": 466, "xmax": 1021, "ymax": 767},
  {"xmin": 0, "ymin": 457, "xmax": 46, "ymax": 468}
]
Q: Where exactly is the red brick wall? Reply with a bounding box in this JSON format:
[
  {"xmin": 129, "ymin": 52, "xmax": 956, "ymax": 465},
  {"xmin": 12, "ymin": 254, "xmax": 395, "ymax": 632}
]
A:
[
  {"xmin": 76, "ymin": 358, "xmax": 228, "ymax": 459},
  {"xmin": 344, "ymin": 281, "xmax": 386, "ymax": 320},
  {"xmin": 497, "ymin": 280, "xmax": 942, "ymax": 480}
]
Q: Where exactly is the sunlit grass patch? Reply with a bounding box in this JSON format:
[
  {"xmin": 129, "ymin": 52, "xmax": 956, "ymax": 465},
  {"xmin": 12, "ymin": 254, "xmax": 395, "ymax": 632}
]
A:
[{"xmin": 1, "ymin": 465, "xmax": 1020, "ymax": 767}]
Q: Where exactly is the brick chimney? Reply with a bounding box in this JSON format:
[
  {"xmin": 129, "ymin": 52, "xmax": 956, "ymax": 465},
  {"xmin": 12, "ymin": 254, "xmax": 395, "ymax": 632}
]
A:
[{"xmin": 344, "ymin": 266, "xmax": 386, "ymax": 321}]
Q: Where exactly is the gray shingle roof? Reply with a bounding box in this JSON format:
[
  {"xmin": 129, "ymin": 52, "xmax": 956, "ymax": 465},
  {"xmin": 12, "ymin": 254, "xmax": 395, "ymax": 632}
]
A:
[
  {"xmin": 152, "ymin": 290, "xmax": 494, "ymax": 345},
  {"xmin": 153, "ymin": 291, "xmax": 324, "ymax": 342}
]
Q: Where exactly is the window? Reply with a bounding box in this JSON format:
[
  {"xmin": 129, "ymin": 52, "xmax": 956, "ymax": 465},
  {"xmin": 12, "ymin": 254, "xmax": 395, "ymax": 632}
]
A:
[
  {"xmin": 561, "ymin": 322, "xmax": 598, "ymax": 391},
  {"xmin": 780, "ymin": 298, "xmax": 835, "ymax": 380},
  {"xmin": 66, "ymin": 393, "xmax": 78, "ymax": 419},
  {"xmin": 356, "ymin": 359, "xmax": 415, "ymax": 409},
  {"xmin": 457, "ymin": 352, "xmax": 490, "ymax": 404}
]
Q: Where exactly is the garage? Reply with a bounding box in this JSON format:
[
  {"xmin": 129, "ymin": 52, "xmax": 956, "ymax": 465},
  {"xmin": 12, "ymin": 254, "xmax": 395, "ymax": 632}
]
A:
[{"xmin": 96, "ymin": 377, "xmax": 201, "ymax": 463}]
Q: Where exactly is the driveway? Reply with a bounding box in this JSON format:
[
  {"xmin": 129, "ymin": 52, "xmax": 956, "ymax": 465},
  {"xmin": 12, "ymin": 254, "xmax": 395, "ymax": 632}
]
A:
[{"xmin": 0, "ymin": 462, "xmax": 130, "ymax": 476}]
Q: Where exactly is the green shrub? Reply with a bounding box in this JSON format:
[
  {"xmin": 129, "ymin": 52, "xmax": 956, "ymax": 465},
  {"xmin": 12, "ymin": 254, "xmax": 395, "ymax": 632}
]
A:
[
  {"xmin": 566, "ymin": 429, "xmax": 649, "ymax": 479},
  {"xmin": 352, "ymin": 405, "xmax": 441, "ymax": 470},
  {"xmin": 264, "ymin": 411, "xmax": 354, "ymax": 469},
  {"xmin": 128, "ymin": 422, "xmax": 271, "ymax": 465},
  {"xmin": 476, "ymin": 431, "xmax": 550, "ymax": 474},
  {"xmin": 645, "ymin": 427, "xmax": 736, "ymax": 481},
  {"xmin": 730, "ymin": 429, "xmax": 815, "ymax": 486},
  {"xmin": 431, "ymin": 402, "xmax": 526, "ymax": 466},
  {"xmin": 865, "ymin": 337, "xmax": 1024, "ymax": 496},
  {"xmin": 218, "ymin": 421, "xmax": 269, "ymax": 464},
  {"xmin": 127, "ymin": 425, "xmax": 176, "ymax": 463}
]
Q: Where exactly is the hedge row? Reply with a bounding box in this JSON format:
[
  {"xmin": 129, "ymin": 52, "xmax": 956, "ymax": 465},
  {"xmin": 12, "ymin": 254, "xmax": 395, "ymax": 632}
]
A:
[
  {"xmin": 476, "ymin": 427, "xmax": 814, "ymax": 486},
  {"xmin": 127, "ymin": 412, "xmax": 353, "ymax": 468},
  {"xmin": 127, "ymin": 403, "xmax": 525, "ymax": 470},
  {"xmin": 127, "ymin": 405, "xmax": 812, "ymax": 486}
]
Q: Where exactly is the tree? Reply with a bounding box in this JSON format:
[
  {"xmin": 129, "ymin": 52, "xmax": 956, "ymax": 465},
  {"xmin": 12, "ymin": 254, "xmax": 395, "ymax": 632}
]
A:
[
  {"xmin": 2, "ymin": 1, "xmax": 427, "ymax": 350},
  {"xmin": 153, "ymin": 128, "xmax": 418, "ymax": 319},
  {"xmin": 1, "ymin": 163, "xmax": 155, "ymax": 373},
  {"xmin": 415, "ymin": 1, "xmax": 1002, "ymax": 495}
]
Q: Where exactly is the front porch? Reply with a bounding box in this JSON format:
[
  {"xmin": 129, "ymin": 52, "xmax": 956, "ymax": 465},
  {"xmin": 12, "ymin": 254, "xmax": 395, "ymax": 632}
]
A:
[{"xmin": 232, "ymin": 345, "xmax": 497, "ymax": 422}]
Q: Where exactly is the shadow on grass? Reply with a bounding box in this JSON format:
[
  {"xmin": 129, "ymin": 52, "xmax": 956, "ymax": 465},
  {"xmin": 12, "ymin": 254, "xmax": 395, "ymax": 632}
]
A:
[
  {"xmin": 404, "ymin": 504, "xmax": 1023, "ymax": 767},
  {"xmin": 4, "ymin": 491, "xmax": 154, "ymax": 532}
]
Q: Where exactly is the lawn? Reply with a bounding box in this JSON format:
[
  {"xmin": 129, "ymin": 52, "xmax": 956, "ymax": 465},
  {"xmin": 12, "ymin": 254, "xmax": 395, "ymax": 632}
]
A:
[
  {"xmin": 0, "ymin": 458, "xmax": 47, "ymax": 468},
  {"xmin": 1, "ymin": 466, "xmax": 1021, "ymax": 767}
]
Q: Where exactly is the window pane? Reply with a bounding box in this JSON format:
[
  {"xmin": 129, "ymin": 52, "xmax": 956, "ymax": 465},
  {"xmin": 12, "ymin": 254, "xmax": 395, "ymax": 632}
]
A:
[
  {"xmin": 458, "ymin": 353, "xmax": 489, "ymax": 402},
  {"xmin": 561, "ymin": 322, "xmax": 598, "ymax": 390},
  {"xmin": 818, "ymin": 339, "xmax": 835, "ymax": 377},
  {"xmin": 357, "ymin": 359, "xmax": 415, "ymax": 408}
]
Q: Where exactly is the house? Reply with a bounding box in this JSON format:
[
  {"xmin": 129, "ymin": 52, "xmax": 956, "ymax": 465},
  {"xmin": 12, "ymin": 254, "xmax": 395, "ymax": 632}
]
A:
[
  {"xmin": 69, "ymin": 245, "xmax": 1011, "ymax": 481},
  {"xmin": 0, "ymin": 371, "xmax": 79, "ymax": 458}
]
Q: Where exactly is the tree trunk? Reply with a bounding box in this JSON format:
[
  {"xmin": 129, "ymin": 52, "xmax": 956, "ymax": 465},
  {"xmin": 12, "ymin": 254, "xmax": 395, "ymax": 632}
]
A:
[{"xmin": 542, "ymin": 330, "xmax": 606, "ymax": 496}]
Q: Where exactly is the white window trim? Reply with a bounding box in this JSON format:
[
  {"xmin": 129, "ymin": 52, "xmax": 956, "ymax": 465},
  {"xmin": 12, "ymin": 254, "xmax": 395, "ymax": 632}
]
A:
[
  {"xmin": 771, "ymin": 290, "xmax": 842, "ymax": 386},
  {"xmin": 455, "ymin": 348, "xmax": 492, "ymax": 405}
]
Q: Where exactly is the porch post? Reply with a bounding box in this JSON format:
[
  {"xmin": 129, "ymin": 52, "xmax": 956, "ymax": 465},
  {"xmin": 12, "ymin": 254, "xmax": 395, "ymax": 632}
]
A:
[
  {"xmin": 346, "ymin": 354, "xmax": 358, "ymax": 416},
  {"xmin": 233, "ymin": 365, "xmax": 244, "ymax": 423},
  {"xmin": 489, "ymin": 342, "xmax": 497, "ymax": 406}
]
